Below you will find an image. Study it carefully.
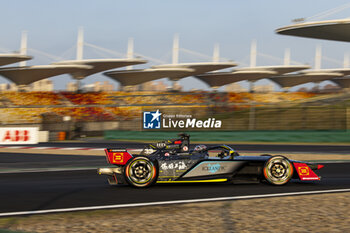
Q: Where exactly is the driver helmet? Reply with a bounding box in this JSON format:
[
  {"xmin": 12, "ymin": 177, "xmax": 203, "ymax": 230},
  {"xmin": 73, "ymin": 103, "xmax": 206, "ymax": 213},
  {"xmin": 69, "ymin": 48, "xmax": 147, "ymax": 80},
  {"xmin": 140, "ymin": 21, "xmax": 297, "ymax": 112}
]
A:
[{"xmin": 194, "ymin": 144, "xmax": 207, "ymax": 152}]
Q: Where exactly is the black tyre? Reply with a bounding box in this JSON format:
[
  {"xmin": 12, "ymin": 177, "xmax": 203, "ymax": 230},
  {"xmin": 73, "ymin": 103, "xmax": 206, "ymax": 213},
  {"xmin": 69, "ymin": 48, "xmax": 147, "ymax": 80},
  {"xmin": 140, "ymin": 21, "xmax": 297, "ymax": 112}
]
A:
[
  {"xmin": 263, "ymin": 156, "xmax": 293, "ymax": 185},
  {"xmin": 124, "ymin": 156, "xmax": 158, "ymax": 188}
]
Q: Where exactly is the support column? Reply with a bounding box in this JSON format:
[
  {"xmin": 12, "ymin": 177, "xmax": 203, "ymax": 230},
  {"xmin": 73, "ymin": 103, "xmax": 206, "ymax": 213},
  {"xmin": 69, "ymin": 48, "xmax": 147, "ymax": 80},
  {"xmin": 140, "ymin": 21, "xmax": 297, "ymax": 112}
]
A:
[
  {"xmin": 344, "ymin": 53, "xmax": 349, "ymax": 68},
  {"xmin": 315, "ymin": 45, "xmax": 322, "ymax": 70},
  {"xmin": 20, "ymin": 31, "xmax": 28, "ymax": 67},
  {"xmin": 249, "ymin": 40, "xmax": 257, "ymax": 93},
  {"xmin": 284, "ymin": 48, "xmax": 291, "ymax": 66},
  {"xmin": 172, "ymin": 34, "xmax": 179, "ymax": 64},
  {"xmin": 250, "ymin": 39, "xmax": 257, "ymax": 68},
  {"xmin": 213, "ymin": 43, "xmax": 220, "ymax": 62},
  {"xmin": 127, "ymin": 37, "xmax": 134, "ymax": 70},
  {"xmin": 76, "ymin": 27, "xmax": 84, "ymax": 60}
]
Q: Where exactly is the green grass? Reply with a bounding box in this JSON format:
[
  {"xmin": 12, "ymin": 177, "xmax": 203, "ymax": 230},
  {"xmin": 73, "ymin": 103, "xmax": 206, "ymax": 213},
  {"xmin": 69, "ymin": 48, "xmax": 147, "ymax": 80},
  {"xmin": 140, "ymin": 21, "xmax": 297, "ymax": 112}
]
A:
[{"xmin": 104, "ymin": 130, "xmax": 350, "ymax": 143}]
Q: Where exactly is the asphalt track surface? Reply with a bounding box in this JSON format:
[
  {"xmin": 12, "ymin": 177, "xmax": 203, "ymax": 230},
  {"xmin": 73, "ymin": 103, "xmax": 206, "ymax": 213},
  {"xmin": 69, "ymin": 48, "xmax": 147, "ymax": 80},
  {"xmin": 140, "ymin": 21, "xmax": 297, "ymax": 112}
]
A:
[
  {"xmin": 0, "ymin": 142, "xmax": 349, "ymax": 215},
  {"xmin": 8, "ymin": 140, "xmax": 350, "ymax": 153}
]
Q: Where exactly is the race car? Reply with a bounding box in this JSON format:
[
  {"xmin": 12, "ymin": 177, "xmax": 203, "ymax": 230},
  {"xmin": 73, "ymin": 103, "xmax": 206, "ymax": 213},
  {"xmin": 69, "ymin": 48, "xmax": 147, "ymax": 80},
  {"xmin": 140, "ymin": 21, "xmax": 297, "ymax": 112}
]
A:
[{"xmin": 97, "ymin": 133, "xmax": 324, "ymax": 188}]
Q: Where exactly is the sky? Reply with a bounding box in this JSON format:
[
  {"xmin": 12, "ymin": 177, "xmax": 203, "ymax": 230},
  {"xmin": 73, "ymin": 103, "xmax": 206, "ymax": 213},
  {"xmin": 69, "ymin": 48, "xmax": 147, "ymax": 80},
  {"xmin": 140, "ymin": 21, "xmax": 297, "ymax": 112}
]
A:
[{"xmin": 1, "ymin": 0, "xmax": 350, "ymax": 91}]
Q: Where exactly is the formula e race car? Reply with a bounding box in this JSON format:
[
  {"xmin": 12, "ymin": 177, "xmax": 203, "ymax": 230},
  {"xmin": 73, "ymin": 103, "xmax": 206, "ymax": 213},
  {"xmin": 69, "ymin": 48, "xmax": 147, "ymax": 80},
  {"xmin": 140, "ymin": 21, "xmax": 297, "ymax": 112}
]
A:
[{"xmin": 97, "ymin": 134, "xmax": 324, "ymax": 188}]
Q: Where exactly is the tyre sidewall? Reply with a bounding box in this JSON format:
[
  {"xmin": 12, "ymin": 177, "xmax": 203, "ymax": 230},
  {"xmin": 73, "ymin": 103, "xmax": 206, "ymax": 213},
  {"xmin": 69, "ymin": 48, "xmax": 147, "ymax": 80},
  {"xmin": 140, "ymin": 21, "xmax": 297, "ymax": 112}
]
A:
[
  {"xmin": 124, "ymin": 156, "xmax": 158, "ymax": 188},
  {"xmin": 263, "ymin": 155, "xmax": 293, "ymax": 185}
]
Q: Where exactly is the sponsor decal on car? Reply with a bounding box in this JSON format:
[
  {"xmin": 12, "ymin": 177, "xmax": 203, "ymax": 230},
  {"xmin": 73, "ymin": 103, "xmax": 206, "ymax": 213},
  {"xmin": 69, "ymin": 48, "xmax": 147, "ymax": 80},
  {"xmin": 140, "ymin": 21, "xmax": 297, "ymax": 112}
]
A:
[
  {"xmin": 202, "ymin": 163, "xmax": 224, "ymax": 173},
  {"xmin": 298, "ymin": 166, "xmax": 310, "ymax": 176},
  {"xmin": 294, "ymin": 162, "xmax": 320, "ymax": 181},
  {"xmin": 105, "ymin": 149, "xmax": 133, "ymax": 165},
  {"xmin": 182, "ymin": 161, "xmax": 244, "ymax": 178},
  {"xmin": 160, "ymin": 161, "xmax": 187, "ymax": 170},
  {"xmin": 112, "ymin": 152, "xmax": 124, "ymax": 163}
]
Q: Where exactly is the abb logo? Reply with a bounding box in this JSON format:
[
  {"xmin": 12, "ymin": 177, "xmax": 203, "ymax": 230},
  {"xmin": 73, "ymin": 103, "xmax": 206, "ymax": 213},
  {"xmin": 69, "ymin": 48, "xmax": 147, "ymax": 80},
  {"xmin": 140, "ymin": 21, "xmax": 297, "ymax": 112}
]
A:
[
  {"xmin": 0, "ymin": 127, "xmax": 38, "ymax": 145},
  {"xmin": 3, "ymin": 130, "xmax": 30, "ymax": 142}
]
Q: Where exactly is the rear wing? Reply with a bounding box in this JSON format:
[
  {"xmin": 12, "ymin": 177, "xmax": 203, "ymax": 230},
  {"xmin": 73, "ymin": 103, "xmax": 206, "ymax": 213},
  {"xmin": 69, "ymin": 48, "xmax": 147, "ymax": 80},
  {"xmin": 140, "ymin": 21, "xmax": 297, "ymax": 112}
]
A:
[{"xmin": 104, "ymin": 148, "xmax": 133, "ymax": 165}]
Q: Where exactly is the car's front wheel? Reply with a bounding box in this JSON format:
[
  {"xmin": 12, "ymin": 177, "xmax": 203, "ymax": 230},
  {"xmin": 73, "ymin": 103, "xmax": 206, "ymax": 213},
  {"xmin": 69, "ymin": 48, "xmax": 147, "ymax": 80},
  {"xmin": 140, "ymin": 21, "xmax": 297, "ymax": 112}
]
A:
[
  {"xmin": 124, "ymin": 156, "xmax": 158, "ymax": 188},
  {"xmin": 263, "ymin": 156, "xmax": 293, "ymax": 185}
]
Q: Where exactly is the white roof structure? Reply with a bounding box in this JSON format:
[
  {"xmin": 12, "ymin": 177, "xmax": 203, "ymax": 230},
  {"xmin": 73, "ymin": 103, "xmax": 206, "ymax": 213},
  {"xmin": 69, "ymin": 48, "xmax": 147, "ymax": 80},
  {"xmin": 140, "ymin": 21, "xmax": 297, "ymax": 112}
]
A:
[
  {"xmin": 332, "ymin": 77, "xmax": 350, "ymax": 88},
  {"xmin": 104, "ymin": 61, "xmax": 237, "ymax": 87},
  {"xmin": 315, "ymin": 68, "xmax": 350, "ymax": 76},
  {"xmin": 0, "ymin": 64, "xmax": 92, "ymax": 85},
  {"xmin": 235, "ymin": 65, "xmax": 311, "ymax": 75},
  {"xmin": 269, "ymin": 72, "xmax": 343, "ymax": 88},
  {"xmin": 270, "ymin": 68, "xmax": 350, "ymax": 88},
  {"xmin": 196, "ymin": 65, "xmax": 310, "ymax": 88},
  {"xmin": 52, "ymin": 58, "xmax": 147, "ymax": 80},
  {"xmin": 104, "ymin": 67, "xmax": 194, "ymax": 86},
  {"xmin": 276, "ymin": 19, "xmax": 350, "ymax": 42},
  {"xmin": 196, "ymin": 70, "xmax": 276, "ymax": 88},
  {"xmin": 0, "ymin": 54, "xmax": 32, "ymax": 67},
  {"xmin": 151, "ymin": 62, "xmax": 237, "ymax": 81}
]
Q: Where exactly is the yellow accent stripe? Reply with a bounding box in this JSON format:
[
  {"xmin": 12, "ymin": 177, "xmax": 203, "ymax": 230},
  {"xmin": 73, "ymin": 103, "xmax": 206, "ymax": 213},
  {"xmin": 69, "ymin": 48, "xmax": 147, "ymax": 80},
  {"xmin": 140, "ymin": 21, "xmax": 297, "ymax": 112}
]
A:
[{"xmin": 157, "ymin": 179, "xmax": 228, "ymax": 184}]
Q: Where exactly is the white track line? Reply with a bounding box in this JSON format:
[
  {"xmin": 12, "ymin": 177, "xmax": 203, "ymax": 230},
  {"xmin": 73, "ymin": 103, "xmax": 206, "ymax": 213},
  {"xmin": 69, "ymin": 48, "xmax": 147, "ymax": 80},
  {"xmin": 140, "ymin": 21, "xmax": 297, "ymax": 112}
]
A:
[
  {"xmin": 0, "ymin": 188, "xmax": 349, "ymax": 217},
  {"xmin": 34, "ymin": 147, "xmax": 52, "ymax": 149},
  {"xmin": 0, "ymin": 167, "xmax": 96, "ymax": 174},
  {"xmin": 60, "ymin": 147, "xmax": 85, "ymax": 150},
  {"xmin": 4, "ymin": 146, "xmax": 23, "ymax": 149}
]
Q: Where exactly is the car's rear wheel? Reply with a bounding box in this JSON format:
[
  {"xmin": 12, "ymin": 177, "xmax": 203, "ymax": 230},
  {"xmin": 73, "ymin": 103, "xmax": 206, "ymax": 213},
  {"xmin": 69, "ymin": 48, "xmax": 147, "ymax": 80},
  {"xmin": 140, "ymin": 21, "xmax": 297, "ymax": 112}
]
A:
[
  {"xmin": 124, "ymin": 156, "xmax": 158, "ymax": 188},
  {"xmin": 263, "ymin": 156, "xmax": 293, "ymax": 185}
]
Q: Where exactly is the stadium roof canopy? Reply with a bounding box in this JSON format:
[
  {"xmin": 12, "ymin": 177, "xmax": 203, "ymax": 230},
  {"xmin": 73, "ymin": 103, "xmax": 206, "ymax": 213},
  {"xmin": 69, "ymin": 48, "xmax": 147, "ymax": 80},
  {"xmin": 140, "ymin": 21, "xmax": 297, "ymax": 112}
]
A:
[
  {"xmin": 104, "ymin": 67, "xmax": 194, "ymax": 86},
  {"xmin": 235, "ymin": 65, "xmax": 311, "ymax": 75},
  {"xmin": 195, "ymin": 65, "xmax": 310, "ymax": 88},
  {"xmin": 276, "ymin": 19, "xmax": 350, "ymax": 42},
  {"xmin": 0, "ymin": 54, "xmax": 32, "ymax": 67},
  {"xmin": 269, "ymin": 72, "xmax": 343, "ymax": 88},
  {"xmin": 196, "ymin": 70, "xmax": 277, "ymax": 88},
  {"xmin": 0, "ymin": 64, "xmax": 92, "ymax": 85},
  {"xmin": 332, "ymin": 77, "xmax": 350, "ymax": 88},
  {"xmin": 52, "ymin": 58, "xmax": 147, "ymax": 79},
  {"xmin": 151, "ymin": 62, "xmax": 237, "ymax": 81},
  {"xmin": 310, "ymin": 68, "xmax": 350, "ymax": 76}
]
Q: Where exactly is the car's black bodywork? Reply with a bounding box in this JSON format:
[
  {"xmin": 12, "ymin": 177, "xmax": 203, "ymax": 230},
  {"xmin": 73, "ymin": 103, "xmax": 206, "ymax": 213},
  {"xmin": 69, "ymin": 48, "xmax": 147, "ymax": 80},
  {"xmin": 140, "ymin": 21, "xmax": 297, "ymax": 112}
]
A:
[{"xmin": 98, "ymin": 134, "xmax": 323, "ymax": 187}]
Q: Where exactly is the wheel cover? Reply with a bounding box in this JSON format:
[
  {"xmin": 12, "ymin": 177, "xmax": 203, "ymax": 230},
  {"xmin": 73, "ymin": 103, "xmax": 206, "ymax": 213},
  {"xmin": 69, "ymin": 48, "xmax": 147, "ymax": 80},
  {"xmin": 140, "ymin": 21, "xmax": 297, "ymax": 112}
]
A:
[
  {"xmin": 126, "ymin": 158, "xmax": 155, "ymax": 186},
  {"xmin": 264, "ymin": 157, "xmax": 293, "ymax": 185}
]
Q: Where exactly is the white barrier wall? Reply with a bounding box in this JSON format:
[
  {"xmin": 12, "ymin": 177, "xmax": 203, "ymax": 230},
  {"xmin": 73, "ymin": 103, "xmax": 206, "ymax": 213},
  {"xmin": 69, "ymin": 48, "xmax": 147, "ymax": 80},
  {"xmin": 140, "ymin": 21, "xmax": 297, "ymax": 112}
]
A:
[
  {"xmin": 38, "ymin": 131, "xmax": 49, "ymax": 143},
  {"xmin": 0, "ymin": 127, "xmax": 39, "ymax": 144}
]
